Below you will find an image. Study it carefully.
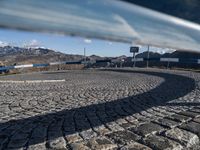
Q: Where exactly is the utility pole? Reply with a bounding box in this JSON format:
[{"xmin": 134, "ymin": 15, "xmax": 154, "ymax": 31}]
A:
[
  {"xmin": 84, "ymin": 47, "xmax": 86, "ymax": 66},
  {"xmin": 147, "ymin": 45, "xmax": 150, "ymax": 68}
]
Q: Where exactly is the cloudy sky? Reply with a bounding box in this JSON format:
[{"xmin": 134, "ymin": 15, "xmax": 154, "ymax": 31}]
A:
[{"xmin": 0, "ymin": 28, "xmax": 173, "ymax": 57}]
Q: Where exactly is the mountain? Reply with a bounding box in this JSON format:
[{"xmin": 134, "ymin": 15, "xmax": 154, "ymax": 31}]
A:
[
  {"xmin": 133, "ymin": 50, "xmax": 200, "ymax": 69},
  {"xmin": 168, "ymin": 50, "xmax": 200, "ymax": 59},
  {"xmin": 136, "ymin": 51, "xmax": 162, "ymax": 58},
  {"xmin": 1, "ymin": 45, "xmax": 200, "ymax": 69},
  {"xmin": 0, "ymin": 46, "xmax": 58, "ymax": 56},
  {"xmin": 88, "ymin": 55, "xmax": 103, "ymax": 61},
  {"xmin": 0, "ymin": 46, "xmax": 104, "ymax": 66},
  {"xmin": 135, "ymin": 50, "xmax": 200, "ymax": 59}
]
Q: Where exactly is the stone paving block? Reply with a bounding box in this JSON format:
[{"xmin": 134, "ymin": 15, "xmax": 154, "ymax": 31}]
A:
[
  {"xmin": 165, "ymin": 128, "xmax": 199, "ymax": 148},
  {"xmin": 11, "ymin": 132, "xmax": 29, "ymax": 140},
  {"xmin": 120, "ymin": 122, "xmax": 135, "ymax": 129},
  {"xmin": 6, "ymin": 148, "xmax": 24, "ymax": 150},
  {"xmin": 178, "ymin": 111, "xmax": 200, "ymax": 118},
  {"xmin": 133, "ymin": 114, "xmax": 151, "ymax": 122},
  {"xmin": 125, "ymin": 116, "xmax": 139, "ymax": 125},
  {"xmin": 28, "ymin": 137, "xmax": 46, "ymax": 146},
  {"xmin": 31, "ymin": 125, "xmax": 47, "ymax": 139},
  {"xmin": 116, "ymin": 118, "xmax": 128, "ymax": 125},
  {"xmin": 189, "ymin": 108, "xmax": 200, "ymax": 113},
  {"xmin": 180, "ymin": 121, "xmax": 200, "ymax": 137},
  {"xmin": 46, "ymin": 137, "xmax": 67, "ymax": 150},
  {"xmin": 130, "ymin": 122, "xmax": 165, "ymax": 137},
  {"xmin": 93, "ymin": 125, "xmax": 111, "ymax": 135},
  {"xmin": 7, "ymin": 138, "xmax": 28, "ymax": 149},
  {"xmin": 193, "ymin": 117, "xmax": 200, "ymax": 124},
  {"xmin": 48, "ymin": 131, "xmax": 63, "ymax": 140},
  {"xmin": 106, "ymin": 130, "xmax": 141, "ymax": 145},
  {"xmin": 167, "ymin": 113, "xmax": 191, "ymax": 122},
  {"xmin": 140, "ymin": 111, "xmax": 155, "ymax": 119},
  {"xmin": 106, "ymin": 122, "xmax": 125, "ymax": 132},
  {"xmin": 145, "ymin": 110, "xmax": 165, "ymax": 118},
  {"xmin": 21, "ymin": 123, "xmax": 37, "ymax": 133},
  {"xmin": 0, "ymin": 137, "xmax": 8, "ymax": 150},
  {"xmin": 120, "ymin": 141, "xmax": 152, "ymax": 150},
  {"xmin": 80, "ymin": 129, "xmax": 97, "ymax": 140},
  {"xmin": 143, "ymin": 135, "xmax": 183, "ymax": 150},
  {"xmin": 63, "ymin": 121, "xmax": 76, "ymax": 133},
  {"xmin": 153, "ymin": 117, "xmax": 180, "ymax": 128},
  {"xmin": 86, "ymin": 136, "xmax": 118, "ymax": 150},
  {"xmin": 70, "ymin": 142, "xmax": 90, "ymax": 150},
  {"xmin": 65, "ymin": 133, "xmax": 83, "ymax": 144},
  {"xmin": 27, "ymin": 142, "xmax": 46, "ymax": 150},
  {"xmin": 153, "ymin": 107, "xmax": 174, "ymax": 116}
]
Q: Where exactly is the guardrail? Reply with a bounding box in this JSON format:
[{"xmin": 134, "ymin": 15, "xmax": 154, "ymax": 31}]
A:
[
  {"xmin": 0, "ymin": 61, "xmax": 82, "ymax": 71},
  {"xmin": 0, "ymin": 58, "xmax": 200, "ymax": 72}
]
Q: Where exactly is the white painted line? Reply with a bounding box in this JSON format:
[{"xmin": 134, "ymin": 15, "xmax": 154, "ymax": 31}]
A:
[
  {"xmin": 25, "ymin": 79, "xmax": 65, "ymax": 83},
  {"xmin": 0, "ymin": 79, "xmax": 65, "ymax": 83}
]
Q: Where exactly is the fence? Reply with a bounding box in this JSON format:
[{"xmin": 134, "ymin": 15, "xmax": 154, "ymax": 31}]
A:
[{"xmin": 1, "ymin": 58, "xmax": 200, "ymax": 72}]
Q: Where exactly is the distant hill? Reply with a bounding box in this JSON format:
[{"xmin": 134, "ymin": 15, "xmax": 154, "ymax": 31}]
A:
[
  {"xmin": 136, "ymin": 50, "xmax": 200, "ymax": 59},
  {"xmin": 0, "ymin": 46, "xmax": 105, "ymax": 66},
  {"xmin": 136, "ymin": 51, "xmax": 162, "ymax": 58},
  {"xmin": 1, "ymin": 45, "xmax": 200, "ymax": 68},
  {"xmin": 133, "ymin": 50, "xmax": 200, "ymax": 69},
  {"xmin": 168, "ymin": 50, "xmax": 200, "ymax": 59}
]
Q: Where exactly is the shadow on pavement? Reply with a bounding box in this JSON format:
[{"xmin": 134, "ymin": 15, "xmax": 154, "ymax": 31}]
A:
[{"xmin": 0, "ymin": 69, "xmax": 196, "ymax": 149}]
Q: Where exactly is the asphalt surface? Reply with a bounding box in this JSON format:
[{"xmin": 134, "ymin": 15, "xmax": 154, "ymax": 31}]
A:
[{"xmin": 0, "ymin": 68, "xmax": 200, "ymax": 150}]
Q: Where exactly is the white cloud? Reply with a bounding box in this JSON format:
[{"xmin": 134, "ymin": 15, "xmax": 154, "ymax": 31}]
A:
[
  {"xmin": 24, "ymin": 39, "xmax": 41, "ymax": 48},
  {"xmin": 0, "ymin": 41, "xmax": 8, "ymax": 47},
  {"xmin": 132, "ymin": 44, "xmax": 142, "ymax": 48},
  {"xmin": 84, "ymin": 38, "xmax": 92, "ymax": 44}
]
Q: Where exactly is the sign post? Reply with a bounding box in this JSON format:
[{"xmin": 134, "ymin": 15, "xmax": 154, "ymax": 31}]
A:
[
  {"xmin": 146, "ymin": 45, "xmax": 150, "ymax": 68},
  {"xmin": 130, "ymin": 46, "xmax": 139, "ymax": 68}
]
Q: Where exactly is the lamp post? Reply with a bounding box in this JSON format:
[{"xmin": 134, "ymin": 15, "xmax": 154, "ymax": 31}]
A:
[
  {"xmin": 147, "ymin": 45, "xmax": 150, "ymax": 68},
  {"xmin": 84, "ymin": 48, "xmax": 86, "ymax": 63}
]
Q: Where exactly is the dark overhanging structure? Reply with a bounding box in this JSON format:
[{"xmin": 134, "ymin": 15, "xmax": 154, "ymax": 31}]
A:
[{"xmin": 0, "ymin": 0, "xmax": 200, "ymax": 51}]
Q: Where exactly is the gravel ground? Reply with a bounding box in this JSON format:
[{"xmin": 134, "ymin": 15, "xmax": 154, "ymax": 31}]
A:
[{"xmin": 0, "ymin": 68, "xmax": 200, "ymax": 150}]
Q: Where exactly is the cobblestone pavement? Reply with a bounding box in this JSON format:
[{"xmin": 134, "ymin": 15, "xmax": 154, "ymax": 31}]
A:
[{"xmin": 0, "ymin": 68, "xmax": 200, "ymax": 150}]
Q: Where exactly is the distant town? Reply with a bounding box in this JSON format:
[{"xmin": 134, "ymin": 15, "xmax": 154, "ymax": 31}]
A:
[{"xmin": 1, "ymin": 45, "xmax": 200, "ymax": 74}]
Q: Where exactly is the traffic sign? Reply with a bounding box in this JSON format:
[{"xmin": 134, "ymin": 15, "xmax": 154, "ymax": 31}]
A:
[{"xmin": 130, "ymin": 46, "xmax": 139, "ymax": 53}]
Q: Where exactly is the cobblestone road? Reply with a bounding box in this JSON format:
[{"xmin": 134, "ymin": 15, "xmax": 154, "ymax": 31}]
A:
[{"xmin": 0, "ymin": 68, "xmax": 200, "ymax": 150}]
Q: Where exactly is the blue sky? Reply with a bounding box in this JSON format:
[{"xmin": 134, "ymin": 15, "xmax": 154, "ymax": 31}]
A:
[{"xmin": 0, "ymin": 28, "xmax": 171, "ymax": 57}]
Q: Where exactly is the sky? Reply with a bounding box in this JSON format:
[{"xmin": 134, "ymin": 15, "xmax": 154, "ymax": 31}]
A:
[{"xmin": 0, "ymin": 28, "xmax": 173, "ymax": 57}]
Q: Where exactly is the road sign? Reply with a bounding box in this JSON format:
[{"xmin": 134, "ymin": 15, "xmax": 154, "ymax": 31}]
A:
[{"xmin": 130, "ymin": 46, "xmax": 139, "ymax": 53}]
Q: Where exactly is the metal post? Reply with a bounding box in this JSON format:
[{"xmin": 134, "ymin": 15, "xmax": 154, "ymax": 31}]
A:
[
  {"xmin": 147, "ymin": 45, "xmax": 150, "ymax": 68},
  {"xmin": 84, "ymin": 48, "xmax": 86, "ymax": 62},
  {"xmin": 133, "ymin": 52, "xmax": 136, "ymax": 68},
  {"xmin": 167, "ymin": 60, "xmax": 170, "ymax": 69},
  {"xmin": 84, "ymin": 48, "xmax": 86, "ymax": 67}
]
